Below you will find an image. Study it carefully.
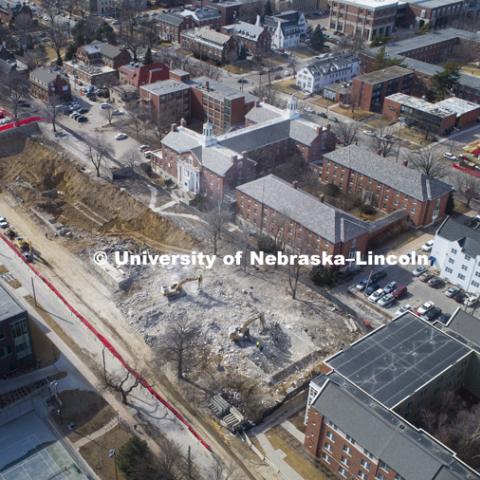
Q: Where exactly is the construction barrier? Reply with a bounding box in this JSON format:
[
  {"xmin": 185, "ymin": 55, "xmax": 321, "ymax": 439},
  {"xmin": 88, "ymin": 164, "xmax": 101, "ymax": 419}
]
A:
[
  {"xmin": 0, "ymin": 233, "xmax": 212, "ymax": 451},
  {"xmin": 0, "ymin": 116, "xmax": 47, "ymax": 133}
]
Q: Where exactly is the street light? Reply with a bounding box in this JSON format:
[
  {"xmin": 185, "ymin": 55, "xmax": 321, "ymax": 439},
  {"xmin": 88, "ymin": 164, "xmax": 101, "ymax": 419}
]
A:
[{"xmin": 109, "ymin": 448, "xmax": 118, "ymax": 480}]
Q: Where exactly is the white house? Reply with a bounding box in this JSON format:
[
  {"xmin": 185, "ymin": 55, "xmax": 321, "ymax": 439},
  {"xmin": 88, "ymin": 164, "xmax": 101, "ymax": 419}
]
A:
[
  {"xmin": 296, "ymin": 54, "xmax": 359, "ymax": 94},
  {"xmin": 431, "ymin": 216, "xmax": 480, "ymax": 294},
  {"xmin": 259, "ymin": 10, "xmax": 307, "ymax": 49}
]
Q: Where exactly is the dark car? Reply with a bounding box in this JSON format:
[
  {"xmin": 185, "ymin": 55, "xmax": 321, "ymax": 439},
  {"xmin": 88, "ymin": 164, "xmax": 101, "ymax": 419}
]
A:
[
  {"xmin": 371, "ymin": 270, "xmax": 387, "ymax": 283},
  {"xmin": 365, "ymin": 283, "xmax": 379, "ymax": 296},
  {"xmin": 423, "ymin": 307, "xmax": 442, "ymax": 322},
  {"xmin": 437, "ymin": 313, "xmax": 451, "ymax": 324},
  {"xmin": 318, "ymin": 112, "xmax": 328, "ymax": 118},
  {"xmin": 78, "ymin": 107, "xmax": 89, "ymax": 114},
  {"xmin": 392, "ymin": 285, "xmax": 407, "ymax": 299},
  {"xmin": 76, "ymin": 115, "xmax": 88, "ymax": 123},
  {"xmin": 428, "ymin": 276, "xmax": 444, "ymax": 288},
  {"xmin": 455, "ymin": 292, "xmax": 467, "ymax": 304}
]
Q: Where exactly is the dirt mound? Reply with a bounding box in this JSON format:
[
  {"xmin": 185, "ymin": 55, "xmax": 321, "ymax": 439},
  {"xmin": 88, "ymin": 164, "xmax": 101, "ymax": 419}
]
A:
[{"xmin": 0, "ymin": 138, "xmax": 195, "ymax": 250}]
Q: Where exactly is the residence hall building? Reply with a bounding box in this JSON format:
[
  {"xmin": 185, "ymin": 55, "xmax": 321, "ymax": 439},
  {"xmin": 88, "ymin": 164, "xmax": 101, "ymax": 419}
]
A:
[
  {"xmin": 321, "ymin": 145, "xmax": 452, "ymax": 227},
  {"xmin": 328, "ymin": 0, "xmax": 398, "ymax": 41},
  {"xmin": 304, "ymin": 312, "xmax": 480, "ymax": 480},
  {"xmin": 222, "ymin": 20, "xmax": 271, "ymax": 56},
  {"xmin": 351, "ymin": 65, "xmax": 414, "ymax": 112},
  {"xmin": 383, "ymin": 93, "xmax": 480, "ymax": 135},
  {"xmin": 29, "ymin": 68, "xmax": 72, "ymax": 103},
  {"xmin": 157, "ymin": 11, "xmax": 196, "ymax": 42},
  {"xmin": 118, "ymin": 62, "xmax": 169, "ymax": 89},
  {"xmin": 401, "ymin": 0, "xmax": 466, "ymax": 30},
  {"xmin": 296, "ymin": 53, "xmax": 360, "ymax": 94},
  {"xmin": 431, "ymin": 216, "xmax": 480, "ymax": 295},
  {"xmin": 261, "ymin": 10, "xmax": 308, "ymax": 49},
  {"xmin": 0, "ymin": 284, "xmax": 34, "ymax": 376},
  {"xmin": 180, "ymin": 27, "xmax": 238, "ymax": 64},
  {"xmin": 152, "ymin": 97, "xmax": 337, "ymax": 200},
  {"xmin": 236, "ymin": 174, "xmax": 408, "ymax": 257}
]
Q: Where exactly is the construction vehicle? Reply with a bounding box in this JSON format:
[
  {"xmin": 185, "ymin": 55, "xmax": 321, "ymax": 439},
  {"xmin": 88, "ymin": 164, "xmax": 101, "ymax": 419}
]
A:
[
  {"xmin": 161, "ymin": 275, "xmax": 202, "ymax": 299},
  {"xmin": 16, "ymin": 238, "xmax": 32, "ymax": 252},
  {"xmin": 230, "ymin": 313, "xmax": 266, "ymax": 343}
]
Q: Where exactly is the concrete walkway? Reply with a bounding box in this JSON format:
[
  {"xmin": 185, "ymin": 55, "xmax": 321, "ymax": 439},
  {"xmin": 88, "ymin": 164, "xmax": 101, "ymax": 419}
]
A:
[
  {"xmin": 282, "ymin": 420, "xmax": 304, "ymax": 444},
  {"xmin": 73, "ymin": 416, "xmax": 119, "ymax": 448}
]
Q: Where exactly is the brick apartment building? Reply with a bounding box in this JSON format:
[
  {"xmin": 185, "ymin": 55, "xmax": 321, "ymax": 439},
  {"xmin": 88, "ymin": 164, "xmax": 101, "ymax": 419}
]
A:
[
  {"xmin": 383, "ymin": 93, "xmax": 480, "ymax": 135},
  {"xmin": 0, "ymin": 285, "xmax": 34, "ymax": 376},
  {"xmin": 190, "ymin": 76, "xmax": 257, "ymax": 133},
  {"xmin": 321, "ymin": 145, "xmax": 452, "ymax": 227},
  {"xmin": 152, "ymin": 98, "xmax": 337, "ymax": 200},
  {"xmin": 157, "ymin": 12, "xmax": 196, "ymax": 42},
  {"xmin": 402, "ymin": 0, "xmax": 466, "ymax": 30},
  {"xmin": 304, "ymin": 312, "xmax": 480, "ymax": 480},
  {"xmin": 352, "ymin": 65, "xmax": 414, "ymax": 112},
  {"xmin": 29, "ymin": 67, "xmax": 72, "ymax": 103},
  {"xmin": 76, "ymin": 41, "xmax": 132, "ymax": 70},
  {"xmin": 328, "ymin": 0, "xmax": 398, "ymax": 41},
  {"xmin": 139, "ymin": 80, "xmax": 191, "ymax": 127},
  {"xmin": 118, "ymin": 62, "xmax": 170, "ymax": 89},
  {"xmin": 181, "ymin": 27, "xmax": 238, "ymax": 64},
  {"xmin": 222, "ymin": 20, "xmax": 271, "ymax": 56}
]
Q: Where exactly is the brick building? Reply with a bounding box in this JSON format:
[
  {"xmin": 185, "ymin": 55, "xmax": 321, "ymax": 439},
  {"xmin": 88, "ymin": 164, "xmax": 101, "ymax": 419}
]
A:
[
  {"xmin": 179, "ymin": 6, "xmax": 222, "ymax": 28},
  {"xmin": 328, "ymin": 0, "xmax": 398, "ymax": 41},
  {"xmin": 64, "ymin": 61, "xmax": 118, "ymax": 88},
  {"xmin": 222, "ymin": 20, "xmax": 271, "ymax": 56},
  {"xmin": 157, "ymin": 12, "xmax": 196, "ymax": 42},
  {"xmin": 321, "ymin": 145, "xmax": 452, "ymax": 227},
  {"xmin": 76, "ymin": 41, "xmax": 131, "ymax": 70},
  {"xmin": 118, "ymin": 62, "xmax": 169, "ymax": 89},
  {"xmin": 29, "ymin": 67, "xmax": 72, "ymax": 103},
  {"xmin": 152, "ymin": 97, "xmax": 337, "ymax": 201},
  {"xmin": 305, "ymin": 312, "xmax": 480, "ymax": 480},
  {"xmin": 383, "ymin": 93, "xmax": 480, "ymax": 135},
  {"xmin": 0, "ymin": 0, "xmax": 32, "ymax": 28},
  {"xmin": 0, "ymin": 284, "xmax": 34, "ymax": 376},
  {"xmin": 190, "ymin": 76, "xmax": 257, "ymax": 133},
  {"xmin": 351, "ymin": 65, "xmax": 414, "ymax": 112},
  {"xmin": 402, "ymin": 0, "xmax": 466, "ymax": 30},
  {"xmin": 139, "ymin": 80, "xmax": 191, "ymax": 128},
  {"xmin": 201, "ymin": 0, "xmax": 262, "ymax": 25},
  {"xmin": 181, "ymin": 27, "xmax": 239, "ymax": 64}
]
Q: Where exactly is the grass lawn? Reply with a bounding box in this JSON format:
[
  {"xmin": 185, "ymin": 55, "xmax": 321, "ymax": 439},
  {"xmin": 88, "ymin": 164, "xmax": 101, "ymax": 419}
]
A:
[
  {"xmin": 461, "ymin": 64, "xmax": 480, "ymax": 77},
  {"xmin": 331, "ymin": 105, "xmax": 372, "ymax": 120},
  {"xmin": 289, "ymin": 411, "xmax": 307, "ymax": 434},
  {"xmin": 365, "ymin": 116, "xmax": 393, "ymax": 129},
  {"xmin": 311, "ymin": 96, "xmax": 335, "ymax": 108},
  {"xmin": 394, "ymin": 126, "xmax": 434, "ymax": 147},
  {"xmin": 80, "ymin": 425, "xmax": 131, "ymax": 480},
  {"xmin": 266, "ymin": 426, "xmax": 328, "ymax": 480},
  {"xmin": 272, "ymin": 79, "xmax": 308, "ymax": 98},
  {"xmin": 289, "ymin": 47, "xmax": 314, "ymax": 59}
]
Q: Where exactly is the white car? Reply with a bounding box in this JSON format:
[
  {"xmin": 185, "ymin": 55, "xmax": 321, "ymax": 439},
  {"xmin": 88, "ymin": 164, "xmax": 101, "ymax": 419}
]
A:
[
  {"xmin": 368, "ymin": 288, "xmax": 385, "ymax": 303},
  {"xmin": 464, "ymin": 295, "xmax": 479, "ymax": 307},
  {"xmin": 444, "ymin": 152, "xmax": 457, "ymax": 161},
  {"xmin": 395, "ymin": 304, "xmax": 412, "ymax": 316},
  {"xmin": 0, "ymin": 218, "xmax": 8, "ymax": 228},
  {"xmin": 421, "ymin": 240, "xmax": 434, "ymax": 252},
  {"xmin": 417, "ymin": 301, "xmax": 434, "ymax": 316},
  {"xmin": 412, "ymin": 265, "xmax": 427, "ymax": 277},
  {"xmin": 378, "ymin": 293, "xmax": 395, "ymax": 307},
  {"xmin": 115, "ymin": 133, "xmax": 128, "ymax": 140},
  {"xmin": 139, "ymin": 144, "xmax": 151, "ymax": 152},
  {"xmin": 362, "ymin": 129, "xmax": 375, "ymax": 136},
  {"xmin": 304, "ymin": 107, "xmax": 315, "ymax": 114}
]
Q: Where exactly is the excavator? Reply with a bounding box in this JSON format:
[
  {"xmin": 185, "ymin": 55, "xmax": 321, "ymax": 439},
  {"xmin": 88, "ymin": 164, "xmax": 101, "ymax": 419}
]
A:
[
  {"xmin": 230, "ymin": 313, "xmax": 266, "ymax": 344},
  {"xmin": 161, "ymin": 274, "xmax": 202, "ymax": 299}
]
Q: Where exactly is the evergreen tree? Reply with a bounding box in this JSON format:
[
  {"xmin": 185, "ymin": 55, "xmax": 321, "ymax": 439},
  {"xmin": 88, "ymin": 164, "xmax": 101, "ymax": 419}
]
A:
[
  {"xmin": 264, "ymin": 0, "xmax": 273, "ymax": 16},
  {"xmin": 143, "ymin": 47, "xmax": 153, "ymax": 65},
  {"xmin": 238, "ymin": 43, "xmax": 247, "ymax": 60},
  {"xmin": 445, "ymin": 192, "xmax": 455, "ymax": 215},
  {"xmin": 431, "ymin": 62, "xmax": 460, "ymax": 100},
  {"xmin": 310, "ymin": 25, "xmax": 325, "ymax": 51}
]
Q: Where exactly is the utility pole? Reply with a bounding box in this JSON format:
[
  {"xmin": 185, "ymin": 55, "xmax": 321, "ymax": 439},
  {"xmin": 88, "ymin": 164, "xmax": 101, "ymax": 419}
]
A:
[{"xmin": 31, "ymin": 277, "xmax": 37, "ymax": 307}]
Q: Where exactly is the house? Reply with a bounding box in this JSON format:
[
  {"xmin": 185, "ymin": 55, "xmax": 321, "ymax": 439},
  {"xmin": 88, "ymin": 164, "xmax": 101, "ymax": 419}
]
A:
[
  {"xmin": 180, "ymin": 27, "xmax": 239, "ymax": 64},
  {"xmin": 260, "ymin": 10, "xmax": 308, "ymax": 49},
  {"xmin": 157, "ymin": 11, "xmax": 196, "ymax": 42},
  {"xmin": 152, "ymin": 97, "xmax": 337, "ymax": 200},
  {"xmin": 321, "ymin": 145, "xmax": 453, "ymax": 227},
  {"xmin": 351, "ymin": 66, "xmax": 414, "ymax": 113},
  {"xmin": 76, "ymin": 41, "xmax": 132, "ymax": 70},
  {"xmin": 118, "ymin": 62, "xmax": 170, "ymax": 89},
  {"xmin": 139, "ymin": 80, "xmax": 191, "ymax": 128},
  {"xmin": 0, "ymin": 0, "xmax": 32, "ymax": 27},
  {"xmin": 0, "ymin": 285, "xmax": 34, "ymax": 376},
  {"xmin": 0, "ymin": 44, "xmax": 27, "ymax": 77},
  {"xmin": 305, "ymin": 312, "xmax": 480, "ymax": 480},
  {"xmin": 328, "ymin": 0, "xmax": 398, "ymax": 41},
  {"xmin": 383, "ymin": 93, "xmax": 480, "ymax": 135},
  {"xmin": 222, "ymin": 20, "xmax": 271, "ymax": 56},
  {"xmin": 296, "ymin": 54, "xmax": 359, "ymax": 94},
  {"xmin": 29, "ymin": 67, "xmax": 72, "ymax": 103},
  {"xmin": 431, "ymin": 216, "xmax": 480, "ymax": 295}
]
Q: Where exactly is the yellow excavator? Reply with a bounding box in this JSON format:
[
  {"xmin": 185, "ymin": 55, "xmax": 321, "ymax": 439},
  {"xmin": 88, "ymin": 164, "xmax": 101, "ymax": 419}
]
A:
[
  {"xmin": 230, "ymin": 313, "xmax": 266, "ymax": 343},
  {"xmin": 161, "ymin": 275, "xmax": 202, "ymax": 299}
]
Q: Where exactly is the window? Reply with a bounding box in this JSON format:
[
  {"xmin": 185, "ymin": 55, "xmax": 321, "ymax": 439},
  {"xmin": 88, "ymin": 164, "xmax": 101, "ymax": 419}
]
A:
[
  {"xmin": 448, "ymin": 258, "xmax": 454, "ymax": 264},
  {"xmin": 472, "ymin": 280, "xmax": 479, "ymax": 288},
  {"xmin": 358, "ymin": 472, "xmax": 367, "ymax": 480},
  {"xmin": 476, "ymin": 271, "xmax": 480, "ymax": 278},
  {"xmin": 451, "ymin": 248, "xmax": 458, "ymax": 254},
  {"xmin": 445, "ymin": 267, "xmax": 453, "ymax": 273},
  {"xmin": 322, "ymin": 453, "xmax": 330, "ymax": 464},
  {"xmin": 341, "ymin": 456, "xmax": 349, "ymax": 466},
  {"xmin": 0, "ymin": 345, "xmax": 12, "ymax": 359},
  {"xmin": 339, "ymin": 467, "xmax": 347, "ymax": 478},
  {"xmin": 379, "ymin": 461, "xmax": 389, "ymax": 473},
  {"xmin": 326, "ymin": 431, "xmax": 335, "ymax": 441},
  {"xmin": 361, "ymin": 459, "xmax": 371, "ymax": 470},
  {"xmin": 465, "ymin": 254, "xmax": 472, "ymax": 261},
  {"xmin": 458, "ymin": 273, "xmax": 466, "ymax": 280},
  {"xmin": 461, "ymin": 265, "xmax": 468, "ymax": 271},
  {"xmin": 324, "ymin": 442, "xmax": 332, "ymax": 452},
  {"xmin": 343, "ymin": 444, "xmax": 352, "ymax": 455}
]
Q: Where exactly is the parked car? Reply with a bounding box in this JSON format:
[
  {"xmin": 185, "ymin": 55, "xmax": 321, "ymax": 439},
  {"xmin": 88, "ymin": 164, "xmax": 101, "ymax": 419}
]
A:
[
  {"xmin": 139, "ymin": 144, "xmax": 151, "ymax": 152},
  {"xmin": 420, "ymin": 272, "xmax": 434, "ymax": 283},
  {"xmin": 445, "ymin": 286, "xmax": 460, "ymax": 298},
  {"xmin": 115, "ymin": 133, "xmax": 128, "ymax": 140},
  {"xmin": 378, "ymin": 293, "xmax": 395, "ymax": 307},
  {"xmin": 101, "ymin": 102, "xmax": 112, "ymax": 110},
  {"xmin": 455, "ymin": 292, "xmax": 467, "ymax": 304},
  {"xmin": 417, "ymin": 301, "xmax": 434, "ymax": 315},
  {"xmin": 362, "ymin": 129, "xmax": 375, "ymax": 136},
  {"xmin": 70, "ymin": 112, "xmax": 80, "ymax": 119},
  {"xmin": 412, "ymin": 265, "xmax": 427, "ymax": 276},
  {"xmin": 318, "ymin": 112, "xmax": 327, "ymax": 118},
  {"xmin": 423, "ymin": 306, "xmax": 442, "ymax": 322},
  {"xmin": 0, "ymin": 217, "xmax": 8, "ymax": 229},
  {"xmin": 368, "ymin": 288, "xmax": 385, "ymax": 303},
  {"xmin": 383, "ymin": 281, "xmax": 397, "ymax": 294},
  {"xmin": 371, "ymin": 269, "xmax": 387, "ymax": 283},
  {"xmin": 304, "ymin": 106, "xmax": 315, "ymax": 113},
  {"xmin": 76, "ymin": 115, "xmax": 88, "ymax": 123},
  {"xmin": 421, "ymin": 240, "xmax": 434, "ymax": 252},
  {"xmin": 437, "ymin": 313, "xmax": 451, "ymax": 324},
  {"xmin": 78, "ymin": 107, "xmax": 89, "ymax": 114},
  {"xmin": 392, "ymin": 285, "xmax": 407, "ymax": 299},
  {"xmin": 365, "ymin": 283, "xmax": 379, "ymax": 296},
  {"xmin": 428, "ymin": 276, "xmax": 444, "ymax": 288},
  {"xmin": 112, "ymin": 109, "xmax": 124, "ymax": 115},
  {"xmin": 395, "ymin": 304, "xmax": 412, "ymax": 316},
  {"xmin": 444, "ymin": 152, "xmax": 457, "ymax": 161},
  {"xmin": 464, "ymin": 294, "xmax": 479, "ymax": 307}
]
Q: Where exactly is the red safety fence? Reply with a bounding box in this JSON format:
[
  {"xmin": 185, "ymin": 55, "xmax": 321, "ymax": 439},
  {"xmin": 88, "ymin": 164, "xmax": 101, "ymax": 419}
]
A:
[
  {"xmin": 0, "ymin": 116, "xmax": 47, "ymax": 133},
  {"xmin": 0, "ymin": 233, "xmax": 212, "ymax": 451},
  {"xmin": 452, "ymin": 162, "xmax": 480, "ymax": 178}
]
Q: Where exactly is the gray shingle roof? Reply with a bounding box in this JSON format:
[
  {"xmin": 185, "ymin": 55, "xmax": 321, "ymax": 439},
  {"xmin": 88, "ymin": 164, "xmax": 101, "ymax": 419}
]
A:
[
  {"xmin": 303, "ymin": 54, "xmax": 358, "ymax": 78},
  {"xmin": 162, "ymin": 129, "xmax": 201, "ymax": 153},
  {"xmin": 245, "ymin": 105, "xmax": 281, "ymax": 124},
  {"xmin": 158, "ymin": 11, "xmax": 185, "ymax": 26},
  {"xmin": 436, "ymin": 217, "xmax": 480, "ymax": 257},
  {"xmin": 29, "ymin": 67, "xmax": 65, "ymax": 86},
  {"xmin": 191, "ymin": 146, "xmax": 234, "ymax": 177},
  {"xmin": 447, "ymin": 308, "xmax": 480, "ymax": 351},
  {"xmin": 236, "ymin": 174, "xmax": 368, "ymax": 243},
  {"xmin": 223, "ymin": 21, "xmax": 265, "ymax": 42},
  {"xmin": 323, "ymin": 145, "xmax": 453, "ymax": 201}
]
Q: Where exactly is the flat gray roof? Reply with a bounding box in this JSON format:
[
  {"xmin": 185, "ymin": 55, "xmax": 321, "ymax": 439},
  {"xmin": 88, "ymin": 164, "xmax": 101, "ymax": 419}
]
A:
[
  {"xmin": 327, "ymin": 313, "xmax": 471, "ymax": 408},
  {"xmin": 140, "ymin": 79, "xmax": 190, "ymax": 96},
  {"xmin": 0, "ymin": 285, "xmax": 25, "ymax": 323},
  {"xmin": 355, "ymin": 65, "xmax": 412, "ymax": 84}
]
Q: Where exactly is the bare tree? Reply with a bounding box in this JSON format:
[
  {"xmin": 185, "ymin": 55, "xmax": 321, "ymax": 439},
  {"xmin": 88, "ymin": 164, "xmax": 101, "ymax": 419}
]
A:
[
  {"xmin": 333, "ymin": 121, "xmax": 359, "ymax": 146},
  {"xmin": 371, "ymin": 128, "xmax": 396, "ymax": 157},
  {"xmin": 101, "ymin": 105, "xmax": 115, "ymax": 126},
  {"xmin": 103, "ymin": 369, "xmax": 139, "ymax": 405},
  {"xmin": 47, "ymin": 20, "xmax": 68, "ymax": 65},
  {"xmin": 406, "ymin": 148, "xmax": 447, "ymax": 178},
  {"xmin": 47, "ymin": 94, "xmax": 63, "ymax": 133},
  {"xmin": 3, "ymin": 72, "xmax": 30, "ymax": 122},
  {"xmin": 205, "ymin": 201, "xmax": 231, "ymax": 255},
  {"xmin": 86, "ymin": 135, "xmax": 109, "ymax": 177},
  {"xmin": 117, "ymin": 0, "xmax": 145, "ymax": 61},
  {"xmin": 122, "ymin": 146, "xmax": 140, "ymax": 168},
  {"xmin": 14, "ymin": 14, "xmax": 33, "ymax": 49},
  {"xmin": 155, "ymin": 318, "xmax": 206, "ymax": 380},
  {"xmin": 452, "ymin": 172, "xmax": 480, "ymax": 208}
]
